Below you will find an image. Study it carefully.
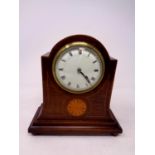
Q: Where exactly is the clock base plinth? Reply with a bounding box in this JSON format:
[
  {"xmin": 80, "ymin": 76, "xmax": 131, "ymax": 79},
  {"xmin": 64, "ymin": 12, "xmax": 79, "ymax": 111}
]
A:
[{"xmin": 28, "ymin": 105, "xmax": 122, "ymax": 136}]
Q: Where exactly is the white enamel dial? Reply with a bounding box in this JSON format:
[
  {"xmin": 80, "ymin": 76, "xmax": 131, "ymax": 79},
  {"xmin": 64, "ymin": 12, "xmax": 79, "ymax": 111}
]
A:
[{"xmin": 52, "ymin": 42, "xmax": 105, "ymax": 94}]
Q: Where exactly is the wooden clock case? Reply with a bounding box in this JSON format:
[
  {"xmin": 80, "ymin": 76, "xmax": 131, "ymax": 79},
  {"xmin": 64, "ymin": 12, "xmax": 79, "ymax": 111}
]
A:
[{"xmin": 28, "ymin": 35, "xmax": 122, "ymax": 135}]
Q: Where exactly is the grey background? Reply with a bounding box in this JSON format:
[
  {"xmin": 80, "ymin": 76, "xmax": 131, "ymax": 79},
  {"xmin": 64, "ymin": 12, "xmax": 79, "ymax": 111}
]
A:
[{"xmin": 20, "ymin": 0, "xmax": 135, "ymax": 155}]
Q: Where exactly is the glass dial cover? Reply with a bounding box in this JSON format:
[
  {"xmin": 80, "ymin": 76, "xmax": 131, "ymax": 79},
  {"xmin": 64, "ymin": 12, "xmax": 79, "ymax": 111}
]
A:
[{"xmin": 52, "ymin": 42, "xmax": 105, "ymax": 94}]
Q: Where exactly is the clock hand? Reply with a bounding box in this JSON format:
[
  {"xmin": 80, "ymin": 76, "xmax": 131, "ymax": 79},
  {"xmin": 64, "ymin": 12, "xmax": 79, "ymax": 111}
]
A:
[
  {"xmin": 77, "ymin": 68, "xmax": 91, "ymax": 84},
  {"xmin": 84, "ymin": 75, "xmax": 91, "ymax": 84}
]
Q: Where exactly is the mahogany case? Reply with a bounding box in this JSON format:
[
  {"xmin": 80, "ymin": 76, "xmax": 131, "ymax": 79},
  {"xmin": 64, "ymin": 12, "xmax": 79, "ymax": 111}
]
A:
[{"xmin": 28, "ymin": 35, "xmax": 123, "ymax": 135}]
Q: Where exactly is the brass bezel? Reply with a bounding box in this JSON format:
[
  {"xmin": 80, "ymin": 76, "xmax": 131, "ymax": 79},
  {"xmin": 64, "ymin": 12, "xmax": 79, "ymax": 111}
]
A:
[{"xmin": 52, "ymin": 41, "xmax": 105, "ymax": 94}]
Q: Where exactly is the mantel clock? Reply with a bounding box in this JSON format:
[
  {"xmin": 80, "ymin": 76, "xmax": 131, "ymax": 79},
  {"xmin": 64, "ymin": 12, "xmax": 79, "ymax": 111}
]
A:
[{"xmin": 28, "ymin": 35, "xmax": 122, "ymax": 135}]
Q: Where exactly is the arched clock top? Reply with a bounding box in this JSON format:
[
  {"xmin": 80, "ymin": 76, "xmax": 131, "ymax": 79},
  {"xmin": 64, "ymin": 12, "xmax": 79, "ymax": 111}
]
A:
[{"xmin": 49, "ymin": 34, "xmax": 111, "ymax": 62}]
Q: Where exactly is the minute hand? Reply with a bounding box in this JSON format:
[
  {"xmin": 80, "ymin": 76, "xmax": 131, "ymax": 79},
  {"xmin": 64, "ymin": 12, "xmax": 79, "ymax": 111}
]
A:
[{"xmin": 78, "ymin": 69, "xmax": 91, "ymax": 84}]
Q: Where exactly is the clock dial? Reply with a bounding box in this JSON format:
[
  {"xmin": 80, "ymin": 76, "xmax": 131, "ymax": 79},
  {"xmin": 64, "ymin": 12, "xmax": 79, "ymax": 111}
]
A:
[{"xmin": 52, "ymin": 42, "xmax": 105, "ymax": 93}]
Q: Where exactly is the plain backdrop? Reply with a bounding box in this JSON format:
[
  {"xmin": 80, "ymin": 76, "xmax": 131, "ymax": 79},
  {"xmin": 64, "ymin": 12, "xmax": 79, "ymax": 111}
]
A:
[{"xmin": 19, "ymin": 0, "xmax": 135, "ymax": 155}]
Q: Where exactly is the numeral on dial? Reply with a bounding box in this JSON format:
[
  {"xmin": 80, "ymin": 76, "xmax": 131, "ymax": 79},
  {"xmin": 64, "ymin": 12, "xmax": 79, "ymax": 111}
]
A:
[
  {"xmin": 93, "ymin": 60, "xmax": 97, "ymax": 63},
  {"xmin": 67, "ymin": 82, "xmax": 71, "ymax": 86},
  {"xmin": 91, "ymin": 77, "xmax": 96, "ymax": 81},
  {"xmin": 58, "ymin": 68, "xmax": 64, "ymax": 71},
  {"xmin": 76, "ymin": 84, "xmax": 80, "ymax": 88},
  {"xmin": 94, "ymin": 69, "xmax": 99, "ymax": 72},
  {"xmin": 69, "ymin": 52, "xmax": 73, "ymax": 56},
  {"xmin": 78, "ymin": 49, "xmax": 82, "ymax": 55},
  {"xmin": 61, "ymin": 75, "xmax": 66, "ymax": 80}
]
